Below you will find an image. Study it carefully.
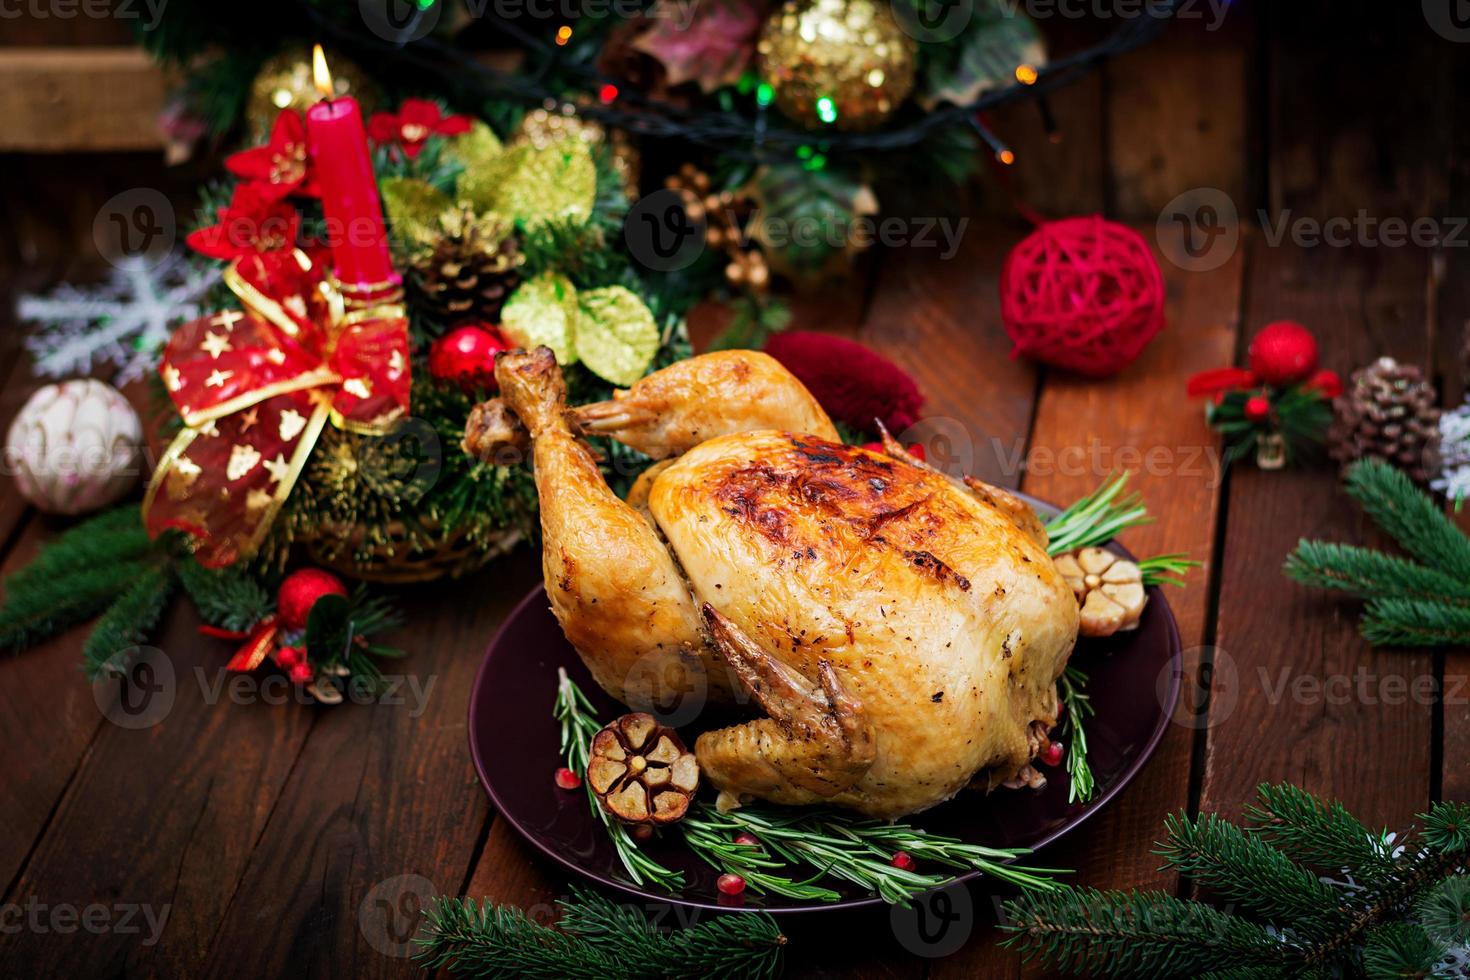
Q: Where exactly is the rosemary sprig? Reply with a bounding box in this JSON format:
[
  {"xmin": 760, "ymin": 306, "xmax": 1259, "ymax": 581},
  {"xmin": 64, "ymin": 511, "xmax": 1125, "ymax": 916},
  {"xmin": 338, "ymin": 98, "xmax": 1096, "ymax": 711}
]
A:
[
  {"xmin": 683, "ymin": 806, "xmax": 1066, "ymax": 907},
  {"xmin": 555, "ymin": 669, "xmax": 686, "ymax": 891},
  {"xmin": 1138, "ymin": 553, "xmax": 1201, "ymax": 588},
  {"xmin": 1057, "ymin": 667, "xmax": 1096, "ymax": 804},
  {"xmin": 554, "ymin": 673, "xmax": 1066, "ymax": 906},
  {"xmin": 1043, "ymin": 473, "xmax": 1151, "ymax": 555}
]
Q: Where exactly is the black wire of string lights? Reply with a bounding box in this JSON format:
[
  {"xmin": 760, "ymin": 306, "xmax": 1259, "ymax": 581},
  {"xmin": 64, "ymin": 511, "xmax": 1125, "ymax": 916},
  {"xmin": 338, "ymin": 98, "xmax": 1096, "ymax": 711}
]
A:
[{"xmin": 303, "ymin": 0, "xmax": 1178, "ymax": 161}]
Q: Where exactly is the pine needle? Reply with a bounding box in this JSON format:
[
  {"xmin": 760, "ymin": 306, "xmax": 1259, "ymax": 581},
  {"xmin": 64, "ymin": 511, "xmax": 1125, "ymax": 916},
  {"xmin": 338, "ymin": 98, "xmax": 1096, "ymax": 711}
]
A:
[
  {"xmin": 1345, "ymin": 459, "xmax": 1470, "ymax": 581},
  {"xmin": 82, "ymin": 565, "xmax": 175, "ymax": 679}
]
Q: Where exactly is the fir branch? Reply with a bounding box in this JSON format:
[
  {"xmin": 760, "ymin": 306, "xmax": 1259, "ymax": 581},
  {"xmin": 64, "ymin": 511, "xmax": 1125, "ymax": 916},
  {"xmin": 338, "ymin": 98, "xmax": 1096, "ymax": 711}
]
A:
[
  {"xmin": 1359, "ymin": 922, "xmax": 1447, "ymax": 980},
  {"xmin": 1344, "ymin": 459, "xmax": 1470, "ymax": 582},
  {"xmin": 1417, "ymin": 876, "xmax": 1470, "ymax": 945},
  {"xmin": 1243, "ymin": 782, "xmax": 1398, "ymax": 882},
  {"xmin": 554, "ymin": 887, "xmax": 786, "ymax": 980},
  {"xmin": 414, "ymin": 888, "xmax": 785, "ymax": 980},
  {"xmin": 1284, "ymin": 540, "xmax": 1470, "ymax": 606},
  {"xmin": 1002, "ymin": 887, "xmax": 1294, "ymax": 977},
  {"xmin": 81, "ymin": 565, "xmax": 175, "ymax": 679},
  {"xmin": 1156, "ymin": 812, "xmax": 1349, "ymax": 936},
  {"xmin": 3, "ymin": 505, "xmax": 153, "ymax": 598},
  {"xmin": 0, "ymin": 558, "xmax": 158, "ymax": 652},
  {"xmin": 1043, "ymin": 474, "xmax": 1152, "ymax": 556},
  {"xmin": 1058, "ymin": 667, "xmax": 1095, "ymax": 804},
  {"xmin": 176, "ymin": 560, "xmax": 275, "ymax": 633},
  {"xmin": 707, "ymin": 294, "xmax": 792, "ymax": 352},
  {"xmin": 1360, "ymin": 597, "xmax": 1470, "ymax": 648}
]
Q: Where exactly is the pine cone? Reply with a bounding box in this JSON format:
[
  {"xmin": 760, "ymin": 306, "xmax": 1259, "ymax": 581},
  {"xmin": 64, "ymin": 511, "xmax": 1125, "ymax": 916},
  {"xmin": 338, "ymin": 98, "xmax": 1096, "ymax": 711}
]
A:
[
  {"xmin": 1329, "ymin": 357, "xmax": 1441, "ymax": 483},
  {"xmin": 665, "ymin": 164, "xmax": 767, "ymax": 290},
  {"xmin": 411, "ymin": 205, "xmax": 523, "ymax": 321}
]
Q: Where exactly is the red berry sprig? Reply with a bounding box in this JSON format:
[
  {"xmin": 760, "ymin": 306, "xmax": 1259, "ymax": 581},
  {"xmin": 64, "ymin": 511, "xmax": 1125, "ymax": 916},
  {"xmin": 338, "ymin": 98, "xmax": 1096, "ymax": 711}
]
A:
[
  {"xmin": 889, "ymin": 851, "xmax": 917, "ymax": 872},
  {"xmin": 1039, "ymin": 739, "xmax": 1065, "ymax": 767},
  {"xmin": 717, "ymin": 872, "xmax": 747, "ymax": 896}
]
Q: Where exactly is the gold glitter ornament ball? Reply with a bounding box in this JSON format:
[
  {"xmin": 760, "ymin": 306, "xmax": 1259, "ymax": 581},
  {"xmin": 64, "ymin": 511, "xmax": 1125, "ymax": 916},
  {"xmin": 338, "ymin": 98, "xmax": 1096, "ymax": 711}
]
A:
[
  {"xmin": 757, "ymin": 0, "xmax": 917, "ymax": 132},
  {"xmin": 246, "ymin": 46, "xmax": 379, "ymax": 136},
  {"xmin": 513, "ymin": 103, "xmax": 640, "ymax": 199}
]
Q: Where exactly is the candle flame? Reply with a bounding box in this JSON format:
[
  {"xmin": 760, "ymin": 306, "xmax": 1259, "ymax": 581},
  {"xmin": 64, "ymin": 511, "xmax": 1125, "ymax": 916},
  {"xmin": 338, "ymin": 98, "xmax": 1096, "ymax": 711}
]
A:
[{"xmin": 312, "ymin": 44, "xmax": 333, "ymax": 100}]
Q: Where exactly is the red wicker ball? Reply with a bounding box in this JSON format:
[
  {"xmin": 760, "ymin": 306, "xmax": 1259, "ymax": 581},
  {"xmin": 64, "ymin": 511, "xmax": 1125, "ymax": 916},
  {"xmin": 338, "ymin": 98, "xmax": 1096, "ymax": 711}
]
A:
[{"xmin": 999, "ymin": 215, "xmax": 1166, "ymax": 377}]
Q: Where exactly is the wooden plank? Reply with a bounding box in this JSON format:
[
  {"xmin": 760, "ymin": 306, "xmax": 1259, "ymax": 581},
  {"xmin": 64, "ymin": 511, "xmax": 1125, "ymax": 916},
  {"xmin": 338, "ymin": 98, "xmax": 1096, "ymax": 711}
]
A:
[
  {"xmin": 0, "ymin": 48, "xmax": 167, "ymax": 151},
  {"xmin": 0, "ymin": 586, "xmax": 315, "ymax": 977},
  {"xmin": 1200, "ymin": 242, "xmax": 1436, "ymax": 828},
  {"xmin": 858, "ymin": 221, "xmax": 1041, "ymax": 490},
  {"xmin": 931, "ymin": 224, "xmax": 1243, "ymax": 977},
  {"xmin": 193, "ymin": 551, "xmax": 541, "ymax": 978},
  {"xmin": 1106, "ymin": 19, "xmax": 1251, "ymax": 222}
]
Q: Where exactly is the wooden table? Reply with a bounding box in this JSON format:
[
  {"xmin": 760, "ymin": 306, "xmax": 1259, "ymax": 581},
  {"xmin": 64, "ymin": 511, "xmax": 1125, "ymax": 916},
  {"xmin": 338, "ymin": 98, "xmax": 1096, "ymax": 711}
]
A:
[{"xmin": 2, "ymin": 4, "xmax": 1466, "ymax": 977}]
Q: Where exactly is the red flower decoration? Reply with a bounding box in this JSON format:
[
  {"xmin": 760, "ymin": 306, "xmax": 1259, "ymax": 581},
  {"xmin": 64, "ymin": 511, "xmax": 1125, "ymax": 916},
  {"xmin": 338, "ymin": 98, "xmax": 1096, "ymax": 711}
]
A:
[
  {"xmin": 225, "ymin": 110, "xmax": 317, "ymax": 199},
  {"xmin": 368, "ymin": 99, "xmax": 471, "ymax": 159},
  {"xmin": 765, "ymin": 331, "xmax": 924, "ymax": 435},
  {"xmin": 186, "ymin": 182, "xmax": 300, "ymax": 260}
]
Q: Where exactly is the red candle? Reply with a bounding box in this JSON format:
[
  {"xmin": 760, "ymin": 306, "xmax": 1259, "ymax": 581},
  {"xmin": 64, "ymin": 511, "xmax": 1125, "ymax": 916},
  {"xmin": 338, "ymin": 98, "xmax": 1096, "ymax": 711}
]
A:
[{"xmin": 304, "ymin": 45, "xmax": 396, "ymax": 290}]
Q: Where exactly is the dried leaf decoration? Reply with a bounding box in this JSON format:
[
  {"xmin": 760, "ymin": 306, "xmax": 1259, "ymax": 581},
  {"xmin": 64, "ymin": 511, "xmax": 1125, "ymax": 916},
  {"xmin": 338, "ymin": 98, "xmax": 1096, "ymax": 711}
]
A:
[
  {"xmin": 501, "ymin": 272, "xmax": 580, "ymax": 365},
  {"xmin": 631, "ymin": 0, "xmax": 764, "ymax": 94},
  {"xmin": 574, "ymin": 286, "xmax": 661, "ymax": 387},
  {"xmin": 919, "ymin": 8, "xmax": 1047, "ymax": 109},
  {"xmin": 381, "ymin": 176, "xmax": 451, "ymax": 255}
]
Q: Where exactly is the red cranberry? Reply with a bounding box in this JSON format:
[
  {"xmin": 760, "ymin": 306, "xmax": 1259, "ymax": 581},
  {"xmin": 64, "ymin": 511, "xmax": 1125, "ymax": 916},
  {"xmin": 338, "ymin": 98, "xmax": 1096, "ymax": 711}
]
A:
[
  {"xmin": 717, "ymin": 873, "xmax": 747, "ymax": 896},
  {"xmin": 890, "ymin": 851, "xmax": 916, "ymax": 871},
  {"xmin": 734, "ymin": 832, "xmax": 761, "ymax": 848},
  {"xmin": 554, "ymin": 766, "xmax": 581, "ymax": 790},
  {"xmin": 1040, "ymin": 740, "xmax": 1065, "ymax": 767}
]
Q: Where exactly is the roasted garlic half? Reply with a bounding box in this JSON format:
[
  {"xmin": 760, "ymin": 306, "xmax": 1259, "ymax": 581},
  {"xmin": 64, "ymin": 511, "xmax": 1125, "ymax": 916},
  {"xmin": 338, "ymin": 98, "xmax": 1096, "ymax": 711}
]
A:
[
  {"xmin": 1054, "ymin": 547, "xmax": 1148, "ymax": 637},
  {"xmin": 587, "ymin": 712, "xmax": 700, "ymax": 825}
]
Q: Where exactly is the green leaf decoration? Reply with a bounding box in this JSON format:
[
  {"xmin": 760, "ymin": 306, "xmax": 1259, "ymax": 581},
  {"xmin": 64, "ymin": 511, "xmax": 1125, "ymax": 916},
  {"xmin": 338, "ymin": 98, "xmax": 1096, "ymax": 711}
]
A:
[
  {"xmin": 456, "ymin": 141, "xmax": 526, "ymax": 218},
  {"xmin": 919, "ymin": 8, "xmax": 1046, "ymax": 108},
  {"xmin": 491, "ymin": 138, "xmax": 597, "ymax": 230},
  {"xmin": 443, "ymin": 119, "xmax": 503, "ymax": 186},
  {"xmin": 501, "ymin": 272, "xmax": 579, "ymax": 364},
  {"xmin": 381, "ymin": 176, "xmax": 451, "ymax": 253},
  {"xmin": 574, "ymin": 286, "xmax": 661, "ymax": 386},
  {"xmin": 304, "ymin": 592, "xmax": 352, "ymax": 665}
]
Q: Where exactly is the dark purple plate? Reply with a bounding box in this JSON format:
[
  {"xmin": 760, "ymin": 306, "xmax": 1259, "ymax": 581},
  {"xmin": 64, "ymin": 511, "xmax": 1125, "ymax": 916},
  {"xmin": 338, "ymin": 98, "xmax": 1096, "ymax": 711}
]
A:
[{"xmin": 468, "ymin": 500, "xmax": 1182, "ymax": 914}]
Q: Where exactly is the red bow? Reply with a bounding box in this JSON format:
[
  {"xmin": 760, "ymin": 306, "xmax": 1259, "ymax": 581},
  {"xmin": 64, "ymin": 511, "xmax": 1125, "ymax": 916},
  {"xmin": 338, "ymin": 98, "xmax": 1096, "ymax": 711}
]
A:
[
  {"xmin": 143, "ymin": 249, "xmax": 410, "ymax": 567},
  {"xmin": 1187, "ymin": 366, "xmax": 1343, "ymax": 400}
]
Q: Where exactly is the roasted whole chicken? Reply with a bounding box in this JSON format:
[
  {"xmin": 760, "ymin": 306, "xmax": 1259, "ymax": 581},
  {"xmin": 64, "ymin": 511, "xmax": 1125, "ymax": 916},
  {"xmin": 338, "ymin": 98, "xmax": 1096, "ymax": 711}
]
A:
[{"xmin": 466, "ymin": 348, "xmax": 1079, "ymax": 819}]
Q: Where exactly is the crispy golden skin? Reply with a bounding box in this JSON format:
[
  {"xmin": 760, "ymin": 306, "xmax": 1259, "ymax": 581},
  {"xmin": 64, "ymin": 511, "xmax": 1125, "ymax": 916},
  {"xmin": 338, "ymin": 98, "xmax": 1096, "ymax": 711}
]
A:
[{"xmin": 490, "ymin": 347, "xmax": 1078, "ymax": 819}]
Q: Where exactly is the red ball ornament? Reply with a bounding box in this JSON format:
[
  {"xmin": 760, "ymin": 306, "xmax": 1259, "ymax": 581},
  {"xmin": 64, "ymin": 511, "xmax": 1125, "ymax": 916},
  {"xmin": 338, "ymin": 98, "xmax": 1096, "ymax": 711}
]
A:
[
  {"xmin": 277, "ymin": 567, "xmax": 348, "ymax": 631},
  {"xmin": 1248, "ymin": 321, "xmax": 1318, "ymax": 386},
  {"xmin": 429, "ymin": 324, "xmax": 510, "ymax": 390},
  {"xmin": 1243, "ymin": 395, "xmax": 1272, "ymax": 422},
  {"xmin": 288, "ymin": 661, "xmax": 314, "ymax": 684},
  {"xmin": 1000, "ymin": 216, "xmax": 1166, "ymax": 377}
]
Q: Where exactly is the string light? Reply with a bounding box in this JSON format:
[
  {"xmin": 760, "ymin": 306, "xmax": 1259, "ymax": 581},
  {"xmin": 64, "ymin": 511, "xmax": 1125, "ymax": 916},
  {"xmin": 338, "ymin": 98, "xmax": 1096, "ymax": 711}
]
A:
[
  {"xmin": 1015, "ymin": 63, "xmax": 1039, "ymax": 86},
  {"xmin": 554, "ymin": 25, "xmax": 572, "ymax": 46},
  {"xmin": 756, "ymin": 83, "xmax": 774, "ymax": 108},
  {"xmin": 598, "ymin": 83, "xmax": 618, "ymax": 104},
  {"xmin": 815, "ymin": 96, "xmax": 837, "ymax": 125},
  {"xmin": 1038, "ymin": 98, "xmax": 1061, "ymax": 143},
  {"xmin": 969, "ymin": 116, "xmax": 1015, "ymax": 165}
]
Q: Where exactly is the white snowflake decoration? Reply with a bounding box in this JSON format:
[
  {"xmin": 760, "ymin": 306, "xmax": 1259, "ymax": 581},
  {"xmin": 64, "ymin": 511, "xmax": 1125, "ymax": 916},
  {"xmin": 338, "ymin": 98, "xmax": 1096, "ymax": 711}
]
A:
[
  {"xmin": 1433, "ymin": 400, "xmax": 1470, "ymax": 504},
  {"xmin": 19, "ymin": 252, "xmax": 214, "ymax": 386}
]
